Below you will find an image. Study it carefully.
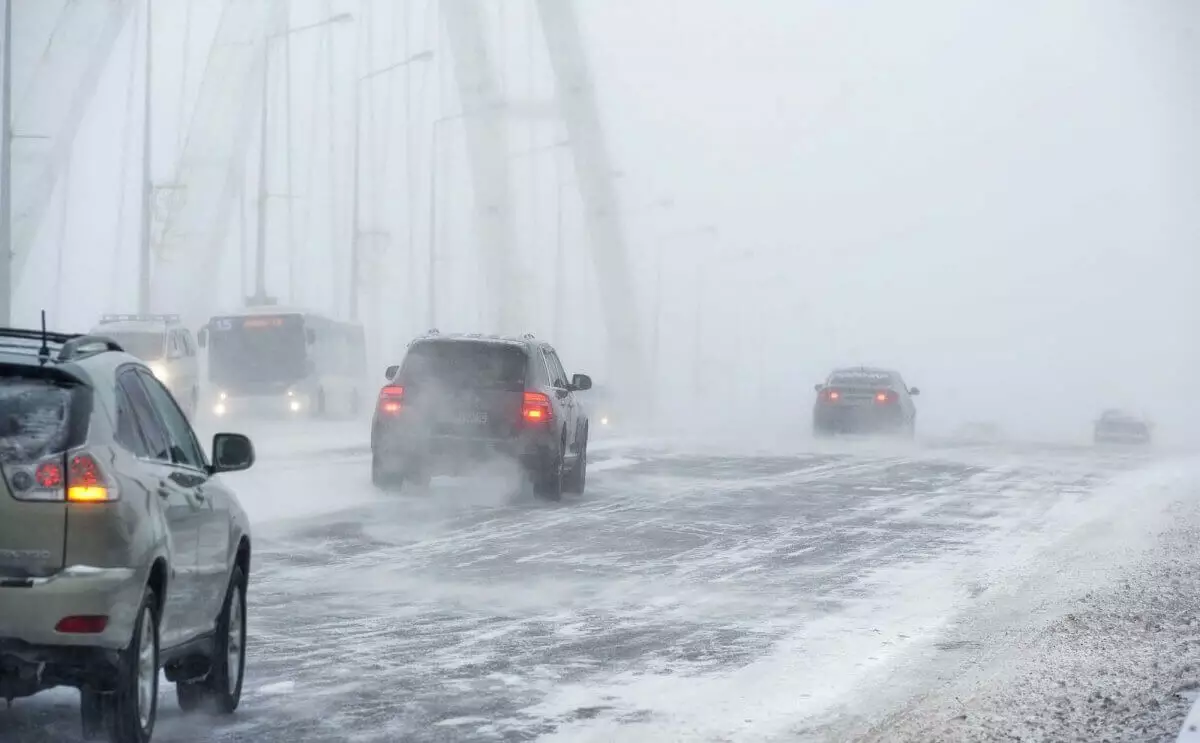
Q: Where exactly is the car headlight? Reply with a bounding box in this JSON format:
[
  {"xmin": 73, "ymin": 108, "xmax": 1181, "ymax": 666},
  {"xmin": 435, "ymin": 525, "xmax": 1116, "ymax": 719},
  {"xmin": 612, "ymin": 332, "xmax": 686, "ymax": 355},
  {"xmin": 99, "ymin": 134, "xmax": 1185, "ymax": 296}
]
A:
[
  {"xmin": 213, "ymin": 403, "xmax": 227, "ymax": 417},
  {"xmin": 289, "ymin": 400, "xmax": 302, "ymax": 412},
  {"xmin": 600, "ymin": 415, "xmax": 610, "ymax": 426},
  {"xmin": 148, "ymin": 363, "xmax": 169, "ymax": 382}
]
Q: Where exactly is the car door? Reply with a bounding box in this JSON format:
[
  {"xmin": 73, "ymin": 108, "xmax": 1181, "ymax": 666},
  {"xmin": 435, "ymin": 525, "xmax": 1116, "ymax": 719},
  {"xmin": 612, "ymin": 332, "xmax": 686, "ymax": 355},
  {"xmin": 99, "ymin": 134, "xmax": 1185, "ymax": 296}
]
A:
[
  {"xmin": 116, "ymin": 368, "xmax": 203, "ymax": 648},
  {"xmin": 542, "ymin": 348, "xmax": 578, "ymax": 454},
  {"xmin": 136, "ymin": 368, "xmax": 230, "ymax": 629},
  {"xmin": 892, "ymin": 373, "xmax": 914, "ymax": 423},
  {"xmin": 549, "ymin": 349, "xmax": 585, "ymax": 452}
]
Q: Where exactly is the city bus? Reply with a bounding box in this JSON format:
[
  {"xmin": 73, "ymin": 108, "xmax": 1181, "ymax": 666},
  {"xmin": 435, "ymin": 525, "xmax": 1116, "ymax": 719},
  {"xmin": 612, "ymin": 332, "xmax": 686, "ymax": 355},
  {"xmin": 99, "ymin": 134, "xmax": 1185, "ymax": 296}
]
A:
[{"xmin": 197, "ymin": 306, "xmax": 367, "ymax": 419}]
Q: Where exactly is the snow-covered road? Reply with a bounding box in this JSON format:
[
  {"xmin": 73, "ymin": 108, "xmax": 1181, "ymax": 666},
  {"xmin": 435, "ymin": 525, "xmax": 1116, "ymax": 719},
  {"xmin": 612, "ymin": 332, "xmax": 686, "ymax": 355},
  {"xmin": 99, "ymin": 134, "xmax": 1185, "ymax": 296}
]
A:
[{"xmin": 4, "ymin": 427, "xmax": 1197, "ymax": 742}]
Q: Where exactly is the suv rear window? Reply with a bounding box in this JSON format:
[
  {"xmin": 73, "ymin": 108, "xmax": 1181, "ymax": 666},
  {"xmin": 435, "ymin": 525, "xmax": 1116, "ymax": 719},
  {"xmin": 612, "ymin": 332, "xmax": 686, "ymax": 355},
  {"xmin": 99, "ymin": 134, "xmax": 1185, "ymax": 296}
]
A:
[
  {"xmin": 101, "ymin": 331, "xmax": 165, "ymax": 361},
  {"xmin": 0, "ymin": 374, "xmax": 83, "ymax": 465},
  {"xmin": 829, "ymin": 372, "xmax": 893, "ymax": 388},
  {"xmin": 400, "ymin": 342, "xmax": 527, "ymax": 391}
]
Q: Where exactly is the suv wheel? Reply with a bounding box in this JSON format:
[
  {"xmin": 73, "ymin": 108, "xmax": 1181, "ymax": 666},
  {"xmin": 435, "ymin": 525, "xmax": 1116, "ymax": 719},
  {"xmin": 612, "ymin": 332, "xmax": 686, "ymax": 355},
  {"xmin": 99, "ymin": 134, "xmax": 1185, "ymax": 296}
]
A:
[
  {"xmin": 533, "ymin": 442, "xmax": 565, "ymax": 501},
  {"xmin": 565, "ymin": 433, "xmax": 587, "ymax": 495},
  {"xmin": 176, "ymin": 566, "xmax": 247, "ymax": 714},
  {"xmin": 104, "ymin": 586, "xmax": 159, "ymax": 743},
  {"xmin": 80, "ymin": 688, "xmax": 105, "ymax": 740},
  {"xmin": 371, "ymin": 453, "xmax": 403, "ymax": 491}
]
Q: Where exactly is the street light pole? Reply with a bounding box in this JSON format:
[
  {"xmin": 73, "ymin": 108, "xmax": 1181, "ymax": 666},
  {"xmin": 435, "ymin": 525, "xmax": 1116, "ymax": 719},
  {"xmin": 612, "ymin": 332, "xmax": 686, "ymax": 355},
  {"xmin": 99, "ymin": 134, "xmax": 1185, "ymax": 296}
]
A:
[
  {"xmin": 349, "ymin": 50, "xmax": 434, "ymax": 322},
  {"xmin": 137, "ymin": 0, "xmax": 153, "ymax": 313},
  {"xmin": 283, "ymin": 6, "xmax": 295, "ymax": 303},
  {"xmin": 253, "ymin": 39, "xmax": 269, "ymax": 302},
  {"xmin": 428, "ymin": 119, "xmax": 440, "ymax": 329},
  {"xmin": 350, "ymin": 77, "xmax": 361, "ymax": 320},
  {"xmin": 252, "ymin": 12, "xmax": 353, "ymax": 308},
  {"xmin": 0, "ymin": 0, "xmax": 13, "ymax": 326}
]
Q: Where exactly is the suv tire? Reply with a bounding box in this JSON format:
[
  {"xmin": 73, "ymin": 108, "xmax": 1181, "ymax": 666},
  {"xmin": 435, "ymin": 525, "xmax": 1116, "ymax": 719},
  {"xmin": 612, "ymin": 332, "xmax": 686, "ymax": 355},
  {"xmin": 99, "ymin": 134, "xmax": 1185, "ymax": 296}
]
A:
[
  {"xmin": 565, "ymin": 433, "xmax": 587, "ymax": 495},
  {"xmin": 80, "ymin": 688, "xmax": 105, "ymax": 740},
  {"xmin": 533, "ymin": 443, "xmax": 565, "ymax": 501},
  {"xmin": 105, "ymin": 586, "xmax": 159, "ymax": 743},
  {"xmin": 371, "ymin": 453, "xmax": 403, "ymax": 491},
  {"xmin": 177, "ymin": 566, "xmax": 248, "ymax": 715}
]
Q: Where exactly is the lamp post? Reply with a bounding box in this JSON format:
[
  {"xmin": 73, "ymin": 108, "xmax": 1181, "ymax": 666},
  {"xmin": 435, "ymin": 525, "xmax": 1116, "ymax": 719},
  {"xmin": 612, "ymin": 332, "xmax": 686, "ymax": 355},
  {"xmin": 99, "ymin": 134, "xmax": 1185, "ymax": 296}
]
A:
[
  {"xmin": 349, "ymin": 49, "xmax": 434, "ymax": 321},
  {"xmin": 136, "ymin": 0, "xmax": 153, "ymax": 313},
  {"xmin": 0, "ymin": 0, "xmax": 13, "ymax": 325},
  {"xmin": 251, "ymin": 12, "xmax": 353, "ymax": 306}
]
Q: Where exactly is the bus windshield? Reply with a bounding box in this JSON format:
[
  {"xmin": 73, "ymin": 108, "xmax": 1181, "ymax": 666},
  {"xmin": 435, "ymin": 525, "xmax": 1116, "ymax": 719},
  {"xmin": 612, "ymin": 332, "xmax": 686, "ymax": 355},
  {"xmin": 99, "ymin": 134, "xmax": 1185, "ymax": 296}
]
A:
[{"xmin": 208, "ymin": 315, "xmax": 307, "ymax": 389}]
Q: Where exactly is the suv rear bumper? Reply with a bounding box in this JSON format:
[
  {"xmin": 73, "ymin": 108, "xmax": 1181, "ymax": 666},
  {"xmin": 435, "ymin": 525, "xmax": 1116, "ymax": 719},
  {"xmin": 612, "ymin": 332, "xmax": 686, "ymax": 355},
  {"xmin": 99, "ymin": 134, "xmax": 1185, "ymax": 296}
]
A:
[
  {"xmin": 814, "ymin": 405, "xmax": 906, "ymax": 433},
  {"xmin": 0, "ymin": 566, "xmax": 140, "ymax": 651},
  {"xmin": 373, "ymin": 429, "xmax": 557, "ymax": 476}
]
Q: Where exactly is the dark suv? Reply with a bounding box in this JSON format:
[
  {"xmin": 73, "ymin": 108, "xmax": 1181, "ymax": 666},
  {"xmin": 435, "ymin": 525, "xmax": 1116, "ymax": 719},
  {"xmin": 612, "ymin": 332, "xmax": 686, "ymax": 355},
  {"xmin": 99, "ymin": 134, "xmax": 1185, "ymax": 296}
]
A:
[
  {"xmin": 813, "ymin": 366, "xmax": 920, "ymax": 437},
  {"xmin": 0, "ymin": 326, "xmax": 256, "ymax": 743},
  {"xmin": 370, "ymin": 332, "xmax": 592, "ymax": 499}
]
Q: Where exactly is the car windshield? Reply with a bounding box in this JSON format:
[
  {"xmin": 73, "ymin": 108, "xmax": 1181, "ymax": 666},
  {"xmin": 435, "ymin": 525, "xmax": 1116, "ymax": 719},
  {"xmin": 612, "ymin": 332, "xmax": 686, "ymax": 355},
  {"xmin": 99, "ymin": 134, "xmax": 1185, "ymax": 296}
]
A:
[
  {"xmin": 0, "ymin": 375, "xmax": 77, "ymax": 465},
  {"xmin": 400, "ymin": 342, "xmax": 527, "ymax": 391},
  {"xmin": 208, "ymin": 315, "xmax": 308, "ymax": 388},
  {"xmin": 101, "ymin": 331, "xmax": 164, "ymax": 361}
]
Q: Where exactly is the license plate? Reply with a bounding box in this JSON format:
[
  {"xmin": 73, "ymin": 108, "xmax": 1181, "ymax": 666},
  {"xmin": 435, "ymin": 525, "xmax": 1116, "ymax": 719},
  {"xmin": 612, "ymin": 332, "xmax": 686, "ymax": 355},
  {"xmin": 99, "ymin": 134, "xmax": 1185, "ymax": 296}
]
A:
[{"xmin": 455, "ymin": 411, "xmax": 488, "ymax": 425}]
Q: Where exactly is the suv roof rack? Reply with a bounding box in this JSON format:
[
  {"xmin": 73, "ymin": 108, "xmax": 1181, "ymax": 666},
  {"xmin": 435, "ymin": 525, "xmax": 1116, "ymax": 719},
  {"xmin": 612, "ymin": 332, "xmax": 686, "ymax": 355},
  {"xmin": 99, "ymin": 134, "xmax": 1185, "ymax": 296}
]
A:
[{"xmin": 0, "ymin": 327, "xmax": 125, "ymax": 364}]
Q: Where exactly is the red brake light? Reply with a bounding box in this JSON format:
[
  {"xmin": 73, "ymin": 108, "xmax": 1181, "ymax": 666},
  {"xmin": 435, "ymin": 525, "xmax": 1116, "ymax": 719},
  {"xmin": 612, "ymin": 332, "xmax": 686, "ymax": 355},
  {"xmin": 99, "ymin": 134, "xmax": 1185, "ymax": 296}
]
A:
[
  {"xmin": 823, "ymin": 389, "xmax": 840, "ymax": 402},
  {"xmin": 874, "ymin": 390, "xmax": 895, "ymax": 404},
  {"xmin": 55, "ymin": 615, "xmax": 108, "ymax": 634},
  {"xmin": 522, "ymin": 392, "xmax": 553, "ymax": 424},
  {"xmin": 377, "ymin": 385, "xmax": 404, "ymax": 415},
  {"xmin": 35, "ymin": 462, "xmax": 63, "ymax": 488}
]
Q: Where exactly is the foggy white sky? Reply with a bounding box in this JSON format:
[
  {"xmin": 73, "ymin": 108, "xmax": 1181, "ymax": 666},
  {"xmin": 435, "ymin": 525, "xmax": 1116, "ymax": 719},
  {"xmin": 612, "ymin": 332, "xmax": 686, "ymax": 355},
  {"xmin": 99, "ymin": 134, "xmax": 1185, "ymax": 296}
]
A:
[{"xmin": 9, "ymin": 0, "xmax": 1200, "ymax": 441}]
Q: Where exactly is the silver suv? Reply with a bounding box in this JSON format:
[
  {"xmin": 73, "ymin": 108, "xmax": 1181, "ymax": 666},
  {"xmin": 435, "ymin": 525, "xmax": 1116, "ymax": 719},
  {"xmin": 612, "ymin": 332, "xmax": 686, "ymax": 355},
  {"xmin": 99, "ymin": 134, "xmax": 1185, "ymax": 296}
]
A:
[{"xmin": 0, "ymin": 326, "xmax": 256, "ymax": 742}]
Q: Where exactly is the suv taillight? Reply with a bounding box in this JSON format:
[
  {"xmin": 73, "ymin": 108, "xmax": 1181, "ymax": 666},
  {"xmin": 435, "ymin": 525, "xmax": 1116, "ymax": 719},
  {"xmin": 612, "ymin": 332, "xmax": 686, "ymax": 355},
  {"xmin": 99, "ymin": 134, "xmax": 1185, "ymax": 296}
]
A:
[
  {"xmin": 4, "ymin": 450, "xmax": 117, "ymax": 503},
  {"xmin": 874, "ymin": 390, "xmax": 896, "ymax": 404},
  {"xmin": 821, "ymin": 389, "xmax": 841, "ymax": 402},
  {"xmin": 376, "ymin": 385, "xmax": 404, "ymax": 415},
  {"xmin": 522, "ymin": 392, "xmax": 553, "ymax": 424}
]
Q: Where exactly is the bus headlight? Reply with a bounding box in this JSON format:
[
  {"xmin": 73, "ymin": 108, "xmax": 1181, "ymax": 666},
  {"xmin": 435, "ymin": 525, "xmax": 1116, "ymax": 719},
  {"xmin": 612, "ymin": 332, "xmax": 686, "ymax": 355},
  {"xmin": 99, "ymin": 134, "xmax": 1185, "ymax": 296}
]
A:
[
  {"xmin": 600, "ymin": 415, "xmax": 610, "ymax": 426},
  {"xmin": 148, "ymin": 363, "xmax": 169, "ymax": 382},
  {"xmin": 213, "ymin": 402, "xmax": 227, "ymax": 417},
  {"xmin": 289, "ymin": 400, "xmax": 302, "ymax": 412}
]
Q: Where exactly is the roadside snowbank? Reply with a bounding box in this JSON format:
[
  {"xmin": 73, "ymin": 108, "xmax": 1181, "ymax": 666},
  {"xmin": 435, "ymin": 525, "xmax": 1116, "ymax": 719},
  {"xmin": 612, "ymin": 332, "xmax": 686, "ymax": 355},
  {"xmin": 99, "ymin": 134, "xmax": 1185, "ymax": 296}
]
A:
[
  {"xmin": 529, "ymin": 456, "xmax": 1200, "ymax": 742},
  {"xmin": 833, "ymin": 458, "xmax": 1200, "ymax": 742}
]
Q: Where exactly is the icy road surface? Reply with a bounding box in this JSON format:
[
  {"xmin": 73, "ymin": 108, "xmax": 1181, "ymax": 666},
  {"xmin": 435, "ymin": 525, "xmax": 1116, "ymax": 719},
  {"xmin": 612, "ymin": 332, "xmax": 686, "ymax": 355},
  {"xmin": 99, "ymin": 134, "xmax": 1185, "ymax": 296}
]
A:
[{"xmin": 3, "ymin": 428, "xmax": 1196, "ymax": 742}]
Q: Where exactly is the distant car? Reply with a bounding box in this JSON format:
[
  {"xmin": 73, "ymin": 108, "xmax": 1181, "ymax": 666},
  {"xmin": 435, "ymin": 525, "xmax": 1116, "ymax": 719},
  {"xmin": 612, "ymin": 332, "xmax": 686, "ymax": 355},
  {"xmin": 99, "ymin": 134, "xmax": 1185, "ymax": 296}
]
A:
[
  {"xmin": 370, "ymin": 331, "xmax": 592, "ymax": 500},
  {"xmin": 813, "ymin": 367, "xmax": 920, "ymax": 437},
  {"xmin": 584, "ymin": 383, "xmax": 619, "ymax": 428},
  {"xmin": 1093, "ymin": 409, "xmax": 1153, "ymax": 445},
  {"xmin": 91, "ymin": 314, "xmax": 200, "ymax": 418},
  {"xmin": 0, "ymin": 326, "xmax": 256, "ymax": 742}
]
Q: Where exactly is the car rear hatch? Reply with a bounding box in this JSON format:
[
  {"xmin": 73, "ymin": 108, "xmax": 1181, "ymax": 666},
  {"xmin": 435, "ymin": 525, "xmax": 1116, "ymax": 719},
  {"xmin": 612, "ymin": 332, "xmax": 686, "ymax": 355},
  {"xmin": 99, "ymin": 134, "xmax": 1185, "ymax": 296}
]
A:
[
  {"xmin": 398, "ymin": 341, "xmax": 527, "ymax": 438},
  {"xmin": 0, "ymin": 365, "xmax": 90, "ymax": 578}
]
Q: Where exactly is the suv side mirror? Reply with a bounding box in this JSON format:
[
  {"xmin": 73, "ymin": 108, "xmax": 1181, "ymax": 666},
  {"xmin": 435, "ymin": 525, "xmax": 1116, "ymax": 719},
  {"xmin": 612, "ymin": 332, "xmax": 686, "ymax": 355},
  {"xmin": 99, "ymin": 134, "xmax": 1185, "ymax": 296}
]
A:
[
  {"xmin": 908, "ymin": 387, "xmax": 921, "ymax": 396},
  {"xmin": 211, "ymin": 433, "xmax": 255, "ymax": 474},
  {"xmin": 814, "ymin": 383, "xmax": 824, "ymax": 393},
  {"xmin": 570, "ymin": 373, "xmax": 593, "ymax": 392},
  {"xmin": 385, "ymin": 365, "xmax": 399, "ymax": 381},
  {"xmin": 197, "ymin": 327, "xmax": 207, "ymax": 348}
]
